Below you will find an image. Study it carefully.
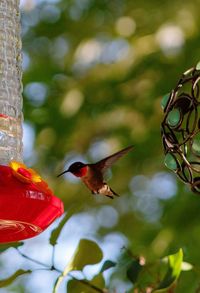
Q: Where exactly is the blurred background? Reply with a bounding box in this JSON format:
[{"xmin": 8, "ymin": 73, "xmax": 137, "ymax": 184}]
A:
[{"xmin": 1, "ymin": 0, "xmax": 200, "ymax": 292}]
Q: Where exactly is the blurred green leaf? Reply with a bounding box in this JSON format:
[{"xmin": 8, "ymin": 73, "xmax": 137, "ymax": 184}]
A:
[
  {"xmin": 91, "ymin": 274, "xmax": 105, "ymax": 288},
  {"xmin": 0, "ymin": 242, "xmax": 23, "ymax": 253},
  {"xmin": 126, "ymin": 259, "xmax": 142, "ymax": 284},
  {"xmin": 117, "ymin": 249, "xmax": 133, "ymax": 269},
  {"xmin": 100, "ymin": 260, "xmax": 116, "ymax": 273},
  {"xmin": 53, "ymin": 239, "xmax": 103, "ymax": 292},
  {"xmin": 0, "ymin": 270, "xmax": 31, "ymax": 288},
  {"xmin": 67, "ymin": 274, "xmax": 105, "ymax": 293},
  {"xmin": 67, "ymin": 280, "xmax": 90, "ymax": 293},
  {"xmin": 154, "ymin": 248, "xmax": 183, "ymax": 292},
  {"xmin": 68, "ymin": 238, "xmax": 103, "ymax": 272},
  {"xmin": 196, "ymin": 61, "xmax": 200, "ymax": 70},
  {"xmin": 181, "ymin": 261, "xmax": 193, "ymax": 271}
]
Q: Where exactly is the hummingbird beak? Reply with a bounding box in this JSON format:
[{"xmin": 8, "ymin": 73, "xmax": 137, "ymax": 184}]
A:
[{"xmin": 57, "ymin": 169, "xmax": 69, "ymax": 177}]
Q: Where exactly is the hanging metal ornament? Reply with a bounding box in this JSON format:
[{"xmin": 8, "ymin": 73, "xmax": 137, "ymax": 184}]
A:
[{"xmin": 161, "ymin": 63, "xmax": 200, "ymax": 194}]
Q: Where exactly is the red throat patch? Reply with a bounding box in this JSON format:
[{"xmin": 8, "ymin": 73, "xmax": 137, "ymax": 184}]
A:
[{"xmin": 73, "ymin": 166, "xmax": 88, "ymax": 177}]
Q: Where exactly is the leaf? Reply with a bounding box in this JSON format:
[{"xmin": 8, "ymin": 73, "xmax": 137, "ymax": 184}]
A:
[
  {"xmin": 0, "ymin": 242, "xmax": 24, "ymax": 253},
  {"xmin": 67, "ymin": 280, "xmax": 90, "ymax": 293},
  {"xmin": 181, "ymin": 261, "xmax": 193, "ymax": 271},
  {"xmin": 100, "ymin": 260, "xmax": 116, "ymax": 273},
  {"xmin": 117, "ymin": 249, "xmax": 133, "ymax": 269},
  {"xmin": 154, "ymin": 248, "xmax": 183, "ymax": 292},
  {"xmin": 68, "ymin": 238, "xmax": 103, "ymax": 272},
  {"xmin": 91, "ymin": 274, "xmax": 105, "ymax": 287},
  {"xmin": 196, "ymin": 61, "xmax": 200, "ymax": 70},
  {"xmin": 53, "ymin": 239, "xmax": 103, "ymax": 293},
  {"xmin": 50, "ymin": 205, "xmax": 81, "ymax": 246},
  {"xmin": 67, "ymin": 274, "xmax": 105, "ymax": 293},
  {"xmin": 0, "ymin": 269, "xmax": 31, "ymax": 288},
  {"xmin": 126, "ymin": 259, "xmax": 142, "ymax": 284}
]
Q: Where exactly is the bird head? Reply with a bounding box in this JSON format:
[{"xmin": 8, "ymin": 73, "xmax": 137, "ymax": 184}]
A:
[{"xmin": 57, "ymin": 161, "xmax": 88, "ymax": 178}]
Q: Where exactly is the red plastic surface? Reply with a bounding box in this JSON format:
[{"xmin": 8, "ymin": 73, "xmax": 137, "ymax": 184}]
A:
[{"xmin": 0, "ymin": 165, "xmax": 64, "ymax": 243}]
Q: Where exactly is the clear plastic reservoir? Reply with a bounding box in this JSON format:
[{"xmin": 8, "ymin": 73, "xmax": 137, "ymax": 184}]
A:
[{"xmin": 0, "ymin": 0, "xmax": 23, "ymax": 164}]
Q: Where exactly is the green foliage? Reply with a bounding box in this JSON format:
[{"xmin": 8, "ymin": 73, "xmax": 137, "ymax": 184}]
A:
[
  {"xmin": 0, "ymin": 239, "xmax": 192, "ymax": 292},
  {"xmin": 67, "ymin": 238, "xmax": 103, "ymax": 272},
  {"xmin": 67, "ymin": 279, "xmax": 94, "ymax": 293},
  {"xmin": 181, "ymin": 261, "xmax": 193, "ymax": 271},
  {"xmin": 0, "ymin": 242, "xmax": 23, "ymax": 253},
  {"xmin": 67, "ymin": 274, "xmax": 105, "ymax": 293},
  {"xmin": 126, "ymin": 259, "xmax": 142, "ymax": 284},
  {"xmin": 0, "ymin": 270, "xmax": 31, "ymax": 288},
  {"xmin": 154, "ymin": 249, "xmax": 183, "ymax": 292},
  {"xmin": 196, "ymin": 61, "xmax": 200, "ymax": 70},
  {"xmin": 100, "ymin": 260, "xmax": 116, "ymax": 273},
  {"xmin": 99, "ymin": 248, "xmax": 187, "ymax": 291},
  {"xmin": 90, "ymin": 274, "xmax": 105, "ymax": 288},
  {"xmin": 53, "ymin": 239, "xmax": 103, "ymax": 292}
]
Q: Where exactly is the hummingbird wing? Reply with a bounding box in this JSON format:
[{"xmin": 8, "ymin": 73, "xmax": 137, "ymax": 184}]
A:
[{"xmin": 94, "ymin": 145, "xmax": 133, "ymax": 173}]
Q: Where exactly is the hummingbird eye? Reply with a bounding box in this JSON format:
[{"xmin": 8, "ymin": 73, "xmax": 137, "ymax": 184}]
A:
[
  {"xmin": 75, "ymin": 162, "xmax": 83, "ymax": 168},
  {"xmin": 69, "ymin": 161, "xmax": 85, "ymax": 172}
]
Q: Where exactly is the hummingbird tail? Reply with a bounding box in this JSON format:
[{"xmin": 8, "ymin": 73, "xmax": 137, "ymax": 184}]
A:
[
  {"xmin": 110, "ymin": 187, "xmax": 120, "ymax": 197},
  {"xmin": 106, "ymin": 194, "xmax": 114, "ymax": 199},
  {"xmin": 97, "ymin": 183, "xmax": 120, "ymax": 198}
]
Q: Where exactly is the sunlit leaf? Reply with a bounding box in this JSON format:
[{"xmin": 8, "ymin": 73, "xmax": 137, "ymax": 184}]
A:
[
  {"xmin": 126, "ymin": 259, "xmax": 142, "ymax": 284},
  {"xmin": 68, "ymin": 238, "xmax": 103, "ymax": 271},
  {"xmin": 196, "ymin": 61, "xmax": 200, "ymax": 70},
  {"xmin": 0, "ymin": 242, "xmax": 24, "ymax": 253},
  {"xmin": 53, "ymin": 239, "xmax": 103, "ymax": 292},
  {"xmin": 117, "ymin": 249, "xmax": 133, "ymax": 268},
  {"xmin": 67, "ymin": 280, "xmax": 90, "ymax": 293},
  {"xmin": 0, "ymin": 270, "xmax": 31, "ymax": 288},
  {"xmin": 181, "ymin": 261, "xmax": 193, "ymax": 271},
  {"xmin": 100, "ymin": 260, "xmax": 116, "ymax": 273},
  {"xmin": 91, "ymin": 274, "xmax": 105, "ymax": 287},
  {"xmin": 67, "ymin": 274, "xmax": 105, "ymax": 293},
  {"xmin": 154, "ymin": 248, "xmax": 183, "ymax": 292}
]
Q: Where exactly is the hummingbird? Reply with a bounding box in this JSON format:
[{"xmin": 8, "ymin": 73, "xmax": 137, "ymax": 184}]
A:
[{"xmin": 57, "ymin": 145, "xmax": 133, "ymax": 199}]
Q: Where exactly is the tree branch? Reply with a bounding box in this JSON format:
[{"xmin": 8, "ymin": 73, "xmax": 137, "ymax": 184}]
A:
[{"xmin": 16, "ymin": 248, "xmax": 106, "ymax": 293}]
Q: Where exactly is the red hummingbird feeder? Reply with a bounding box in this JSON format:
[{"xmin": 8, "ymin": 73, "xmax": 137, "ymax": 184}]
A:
[
  {"xmin": 0, "ymin": 0, "xmax": 64, "ymax": 243},
  {"xmin": 0, "ymin": 159, "xmax": 64, "ymax": 243}
]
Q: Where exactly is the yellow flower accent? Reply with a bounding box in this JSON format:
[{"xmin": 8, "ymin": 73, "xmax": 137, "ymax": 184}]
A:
[
  {"xmin": 9, "ymin": 161, "xmax": 41, "ymax": 184},
  {"xmin": 9, "ymin": 161, "xmax": 54, "ymax": 196}
]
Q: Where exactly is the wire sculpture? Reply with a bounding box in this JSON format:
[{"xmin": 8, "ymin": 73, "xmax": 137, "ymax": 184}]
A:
[{"xmin": 161, "ymin": 63, "xmax": 200, "ymax": 193}]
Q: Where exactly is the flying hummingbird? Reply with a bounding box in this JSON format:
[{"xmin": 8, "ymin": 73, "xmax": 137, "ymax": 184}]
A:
[{"xmin": 57, "ymin": 145, "xmax": 133, "ymax": 199}]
